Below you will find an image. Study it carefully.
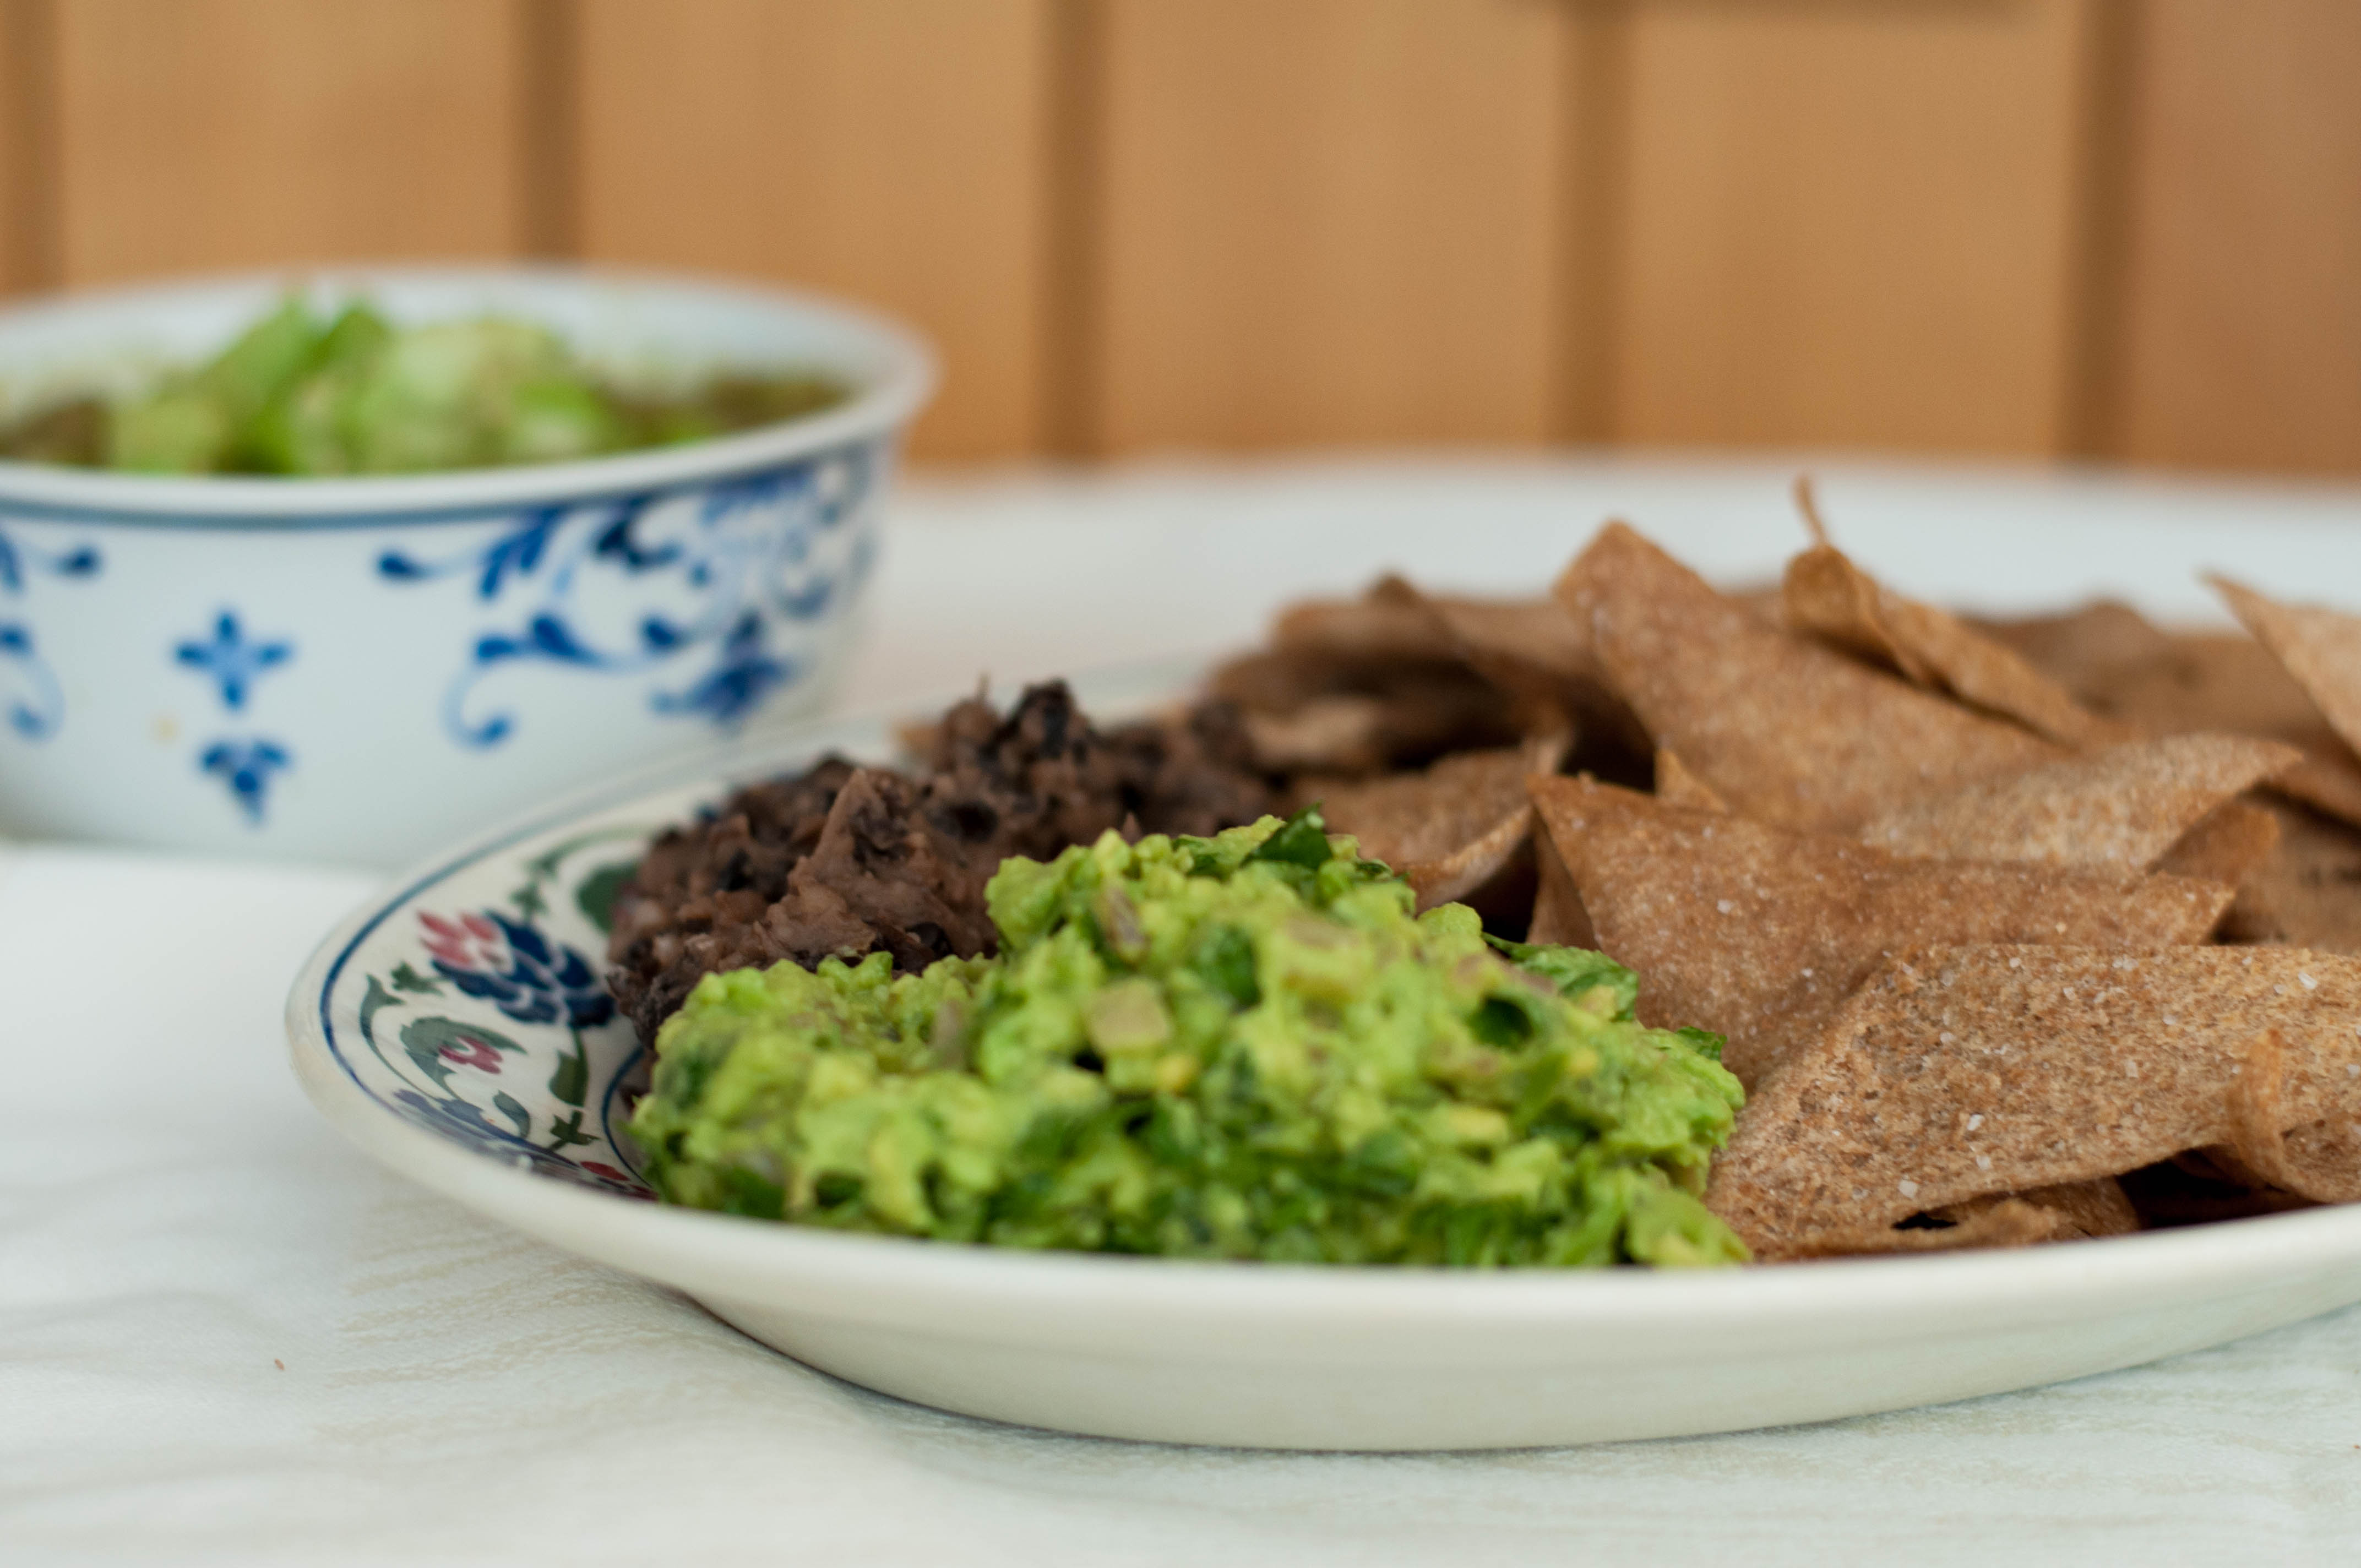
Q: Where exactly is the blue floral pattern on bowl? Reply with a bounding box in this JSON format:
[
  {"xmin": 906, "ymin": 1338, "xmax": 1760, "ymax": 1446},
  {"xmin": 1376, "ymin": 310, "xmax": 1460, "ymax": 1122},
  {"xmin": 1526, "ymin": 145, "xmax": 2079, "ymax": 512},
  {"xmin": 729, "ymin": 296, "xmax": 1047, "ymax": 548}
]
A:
[
  {"xmin": 377, "ymin": 448, "xmax": 876, "ymax": 749},
  {"xmin": 0, "ymin": 440, "xmax": 888, "ymax": 861},
  {"xmin": 0, "ymin": 522, "xmax": 102, "ymax": 741},
  {"xmin": 174, "ymin": 608, "xmax": 298, "ymax": 823}
]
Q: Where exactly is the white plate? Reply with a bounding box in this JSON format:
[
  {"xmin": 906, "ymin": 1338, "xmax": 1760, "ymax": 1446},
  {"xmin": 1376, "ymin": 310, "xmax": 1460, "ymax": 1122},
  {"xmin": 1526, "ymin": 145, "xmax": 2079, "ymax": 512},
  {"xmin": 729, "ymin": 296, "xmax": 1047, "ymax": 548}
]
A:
[{"xmin": 287, "ymin": 534, "xmax": 2361, "ymax": 1453}]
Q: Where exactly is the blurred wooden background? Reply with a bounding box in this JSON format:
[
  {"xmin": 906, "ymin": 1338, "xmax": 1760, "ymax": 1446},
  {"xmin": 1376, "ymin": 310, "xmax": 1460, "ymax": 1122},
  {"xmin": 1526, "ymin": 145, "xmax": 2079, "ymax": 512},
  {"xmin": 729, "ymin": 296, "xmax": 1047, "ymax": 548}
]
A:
[{"xmin": 0, "ymin": 0, "xmax": 2354, "ymax": 472}]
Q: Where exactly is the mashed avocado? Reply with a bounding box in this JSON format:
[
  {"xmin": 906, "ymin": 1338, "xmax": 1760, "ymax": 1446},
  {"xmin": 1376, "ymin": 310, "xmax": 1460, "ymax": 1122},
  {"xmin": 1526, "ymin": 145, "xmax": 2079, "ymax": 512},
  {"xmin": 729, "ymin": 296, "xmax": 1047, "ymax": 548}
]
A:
[{"xmin": 628, "ymin": 810, "xmax": 1747, "ymax": 1266}]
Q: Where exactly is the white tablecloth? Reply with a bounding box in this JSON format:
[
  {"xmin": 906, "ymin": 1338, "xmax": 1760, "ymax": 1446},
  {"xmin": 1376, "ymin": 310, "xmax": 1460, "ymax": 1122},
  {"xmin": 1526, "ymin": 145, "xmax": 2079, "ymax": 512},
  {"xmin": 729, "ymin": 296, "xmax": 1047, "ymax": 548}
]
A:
[{"xmin": 10, "ymin": 459, "xmax": 2361, "ymax": 1566}]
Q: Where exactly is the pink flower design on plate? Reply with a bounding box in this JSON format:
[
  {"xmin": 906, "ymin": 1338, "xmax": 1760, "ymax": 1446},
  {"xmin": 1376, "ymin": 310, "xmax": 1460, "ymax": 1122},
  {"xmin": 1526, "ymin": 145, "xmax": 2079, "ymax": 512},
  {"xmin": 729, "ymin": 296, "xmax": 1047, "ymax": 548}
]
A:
[
  {"xmin": 415, "ymin": 908, "xmax": 615, "ymax": 1030},
  {"xmin": 437, "ymin": 1036, "xmax": 505, "ymax": 1074},
  {"xmin": 420, "ymin": 910, "xmax": 505, "ymax": 974}
]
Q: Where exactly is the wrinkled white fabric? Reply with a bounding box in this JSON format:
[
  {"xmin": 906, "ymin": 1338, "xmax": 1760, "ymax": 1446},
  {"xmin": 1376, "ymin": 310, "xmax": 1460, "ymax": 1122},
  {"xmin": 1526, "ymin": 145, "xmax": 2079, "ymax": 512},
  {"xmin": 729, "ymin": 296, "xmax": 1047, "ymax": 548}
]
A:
[{"xmin": 9, "ymin": 462, "xmax": 2361, "ymax": 1566}]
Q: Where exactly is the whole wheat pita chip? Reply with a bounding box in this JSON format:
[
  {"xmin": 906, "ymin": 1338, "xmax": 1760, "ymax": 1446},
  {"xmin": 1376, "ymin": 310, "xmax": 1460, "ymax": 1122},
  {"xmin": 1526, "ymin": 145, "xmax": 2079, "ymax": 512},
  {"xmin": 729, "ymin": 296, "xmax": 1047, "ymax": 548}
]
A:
[
  {"xmin": 2210, "ymin": 575, "xmax": 2361, "ymax": 758},
  {"xmin": 1805, "ymin": 1175, "xmax": 2137, "ymax": 1260},
  {"xmin": 2228, "ymin": 799, "xmax": 2361, "ymax": 955},
  {"xmin": 1361, "ymin": 579, "xmax": 1601, "ymax": 688},
  {"xmin": 1557, "ymin": 524, "xmax": 2060, "ymax": 832},
  {"xmin": 1784, "ymin": 543, "xmax": 2124, "ymax": 748},
  {"xmin": 1233, "ymin": 678, "xmax": 1518, "ymax": 775},
  {"xmin": 1223, "ymin": 584, "xmax": 1562, "ymax": 774},
  {"xmin": 1973, "ymin": 601, "xmax": 2177, "ymax": 691},
  {"xmin": 1933, "ymin": 1177, "xmax": 2140, "ymax": 1240},
  {"xmin": 1527, "ymin": 775, "xmax": 2232, "ymax": 1088},
  {"xmin": 2281, "ymin": 1118, "xmax": 2361, "ymax": 1202},
  {"xmin": 1654, "ymin": 749, "xmax": 1728, "ymax": 813},
  {"xmin": 1854, "ymin": 734, "xmax": 2300, "ymax": 871},
  {"xmin": 2157, "ymin": 797, "xmax": 2283, "ymax": 886},
  {"xmin": 1317, "ymin": 736, "xmax": 1567, "ymax": 911},
  {"xmin": 1270, "ymin": 592, "xmax": 1460, "ymax": 663},
  {"xmin": 1705, "ymin": 945, "xmax": 2361, "ymax": 1257},
  {"xmin": 2213, "ymin": 1028, "xmax": 2361, "ymax": 1204},
  {"xmin": 1787, "ymin": 1199, "xmax": 2068, "ymax": 1260},
  {"xmin": 1526, "ymin": 823, "xmax": 1595, "ymax": 948},
  {"xmin": 1363, "ymin": 576, "xmax": 1654, "ymax": 771},
  {"xmin": 1987, "ymin": 600, "xmax": 2361, "ymax": 828},
  {"xmin": 2196, "ymin": 575, "xmax": 2361, "ymax": 830},
  {"xmin": 2161, "ymin": 798, "xmax": 2285, "ymax": 943},
  {"xmin": 1316, "ymin": 746, "xmax": 1532, "ymax": 868}
]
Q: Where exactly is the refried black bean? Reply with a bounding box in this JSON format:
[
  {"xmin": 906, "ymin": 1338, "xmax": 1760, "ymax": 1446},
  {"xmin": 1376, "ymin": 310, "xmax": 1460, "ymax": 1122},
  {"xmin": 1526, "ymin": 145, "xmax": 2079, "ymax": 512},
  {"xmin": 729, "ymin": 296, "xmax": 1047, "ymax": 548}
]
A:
[{"xmin": 604, "ymin": 682, "xmax": 1279, "ymax": 1043}]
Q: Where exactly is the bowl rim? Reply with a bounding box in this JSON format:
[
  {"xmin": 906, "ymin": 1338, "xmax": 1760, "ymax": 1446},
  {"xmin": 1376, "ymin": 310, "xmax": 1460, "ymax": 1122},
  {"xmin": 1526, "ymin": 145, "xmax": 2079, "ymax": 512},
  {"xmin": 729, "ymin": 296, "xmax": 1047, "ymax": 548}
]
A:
[{"xmin": 0, "ymin": 262, "xmax": 936, "ymax": 526}]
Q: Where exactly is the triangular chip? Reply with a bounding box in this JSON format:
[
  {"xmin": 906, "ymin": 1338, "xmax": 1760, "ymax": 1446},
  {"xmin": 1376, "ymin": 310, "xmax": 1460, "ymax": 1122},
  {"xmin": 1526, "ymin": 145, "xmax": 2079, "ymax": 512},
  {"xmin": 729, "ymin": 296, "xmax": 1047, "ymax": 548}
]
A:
[
  {"xmin": 1316, "ymin": 736, "xmax": 1565, "ymax": 911},
  {"xmin": 1784, "ymin": 542, "xmax": 2124, "ymax": 747},
  {"xmin": 1972, "ymin": 600, "xmax": 2175, "ymax": 695},
  {"xmin": 1706, "ymin": 945, "xmax": 2361, "ymax": 1257},
  {"xmin": 1854, "ymin": 733, "xmax": 2299, "ymax": 870},
  {"xmin": 2156, "ymin": 797, "xmax": 2282, "ymax": 886},
  {"xmin": 1527, "ymin": 775, "xmax": 2233, "ymax": 1088},
  {"xmin": 1362, "ymin": 579, "xmax": 1601, "ymax": 689},
  {"xmin": 1270, "ymin": 591, "xmax": 1459, "ymax": 662},
  {"xmin": 2210, "ymin": 575, "xmax": 2361, "ymax": 765},
  {"xmin": 1935, "ymin": 1177, "xmax": 2140, "ymax": 1240},
  {"xmin": 1366, "ymin": 576, "xmax": 1652, "ymax": 764},
  {"xmin": 2160, "ymin": 798, "xmax": 2284, "ymax": 944},
  {"xmin": 1526, "ymin": 822, "xmax": 1594, "ymax": 948},
  {"xmin": 1556, "ymin": 524, "xmax": 2059, "ymax": 832},
  {"xmin": 1232, "ymin": 678, "xmax": 1517, "ymax": 775},
  {"xmin": 2226, "ymin": 800, "xmax": 2361, "ymax": 955},
  {"xmin": 1986, "ymin": 598, "xmax": 2361, "ymax": 828},
  {"xmin": 1653, "ymin": 749, "xmax": 1728, "ymax": 813}
]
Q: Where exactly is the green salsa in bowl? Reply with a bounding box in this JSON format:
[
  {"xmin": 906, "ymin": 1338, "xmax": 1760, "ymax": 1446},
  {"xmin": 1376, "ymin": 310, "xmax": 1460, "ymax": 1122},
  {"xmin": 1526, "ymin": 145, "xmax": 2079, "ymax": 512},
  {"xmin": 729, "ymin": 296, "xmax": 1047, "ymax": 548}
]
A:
[{"xmin": 0, "ymin": 293, "xmax": 852, "ymax": 477}]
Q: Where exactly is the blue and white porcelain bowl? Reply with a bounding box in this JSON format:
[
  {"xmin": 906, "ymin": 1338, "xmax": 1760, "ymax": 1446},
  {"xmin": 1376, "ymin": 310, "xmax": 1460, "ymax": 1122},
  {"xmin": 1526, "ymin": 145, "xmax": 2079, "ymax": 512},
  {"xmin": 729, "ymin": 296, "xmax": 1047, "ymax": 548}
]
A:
[{"xmin": 0, "ymin": 265, "xmax": 932, "ymax": 864}]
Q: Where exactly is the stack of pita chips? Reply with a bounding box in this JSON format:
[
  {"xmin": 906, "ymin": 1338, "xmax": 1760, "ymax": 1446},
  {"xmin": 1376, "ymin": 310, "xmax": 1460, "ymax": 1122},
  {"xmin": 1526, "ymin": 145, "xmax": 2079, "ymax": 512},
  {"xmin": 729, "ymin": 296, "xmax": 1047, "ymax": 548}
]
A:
[{"xmin": 1222, "ymin": 505, "xmax": 2361, "ymax": 1261}]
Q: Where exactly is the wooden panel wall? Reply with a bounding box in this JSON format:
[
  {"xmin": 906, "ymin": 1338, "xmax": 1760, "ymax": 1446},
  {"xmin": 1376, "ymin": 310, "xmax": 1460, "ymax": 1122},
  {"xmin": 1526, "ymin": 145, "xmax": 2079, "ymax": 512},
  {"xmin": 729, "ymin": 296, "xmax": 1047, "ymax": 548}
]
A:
[
  {"xmin": 2112, "ymin": 0, "xmax": 2361, "ymax": 474},
  {"xmin": 0, "ymin": 0, "xmax": 2355, "ymax": 475},
  {"xmin": 0, "ymin": 1, "xmax": 57, "ymax": 295},
  {"xmin": 1613, "ymin": 1, "xmax": 2096, "ymax": 456},
  {"xmin": 574, "ymin": 0, "xmax": 1054, "ymax": 460},
  {"xmin": 1088, "ymin": 0, "xmax": 1565, "ymax": 454},
  {"xmin": 52, "ymin": 0, "xmax": 529, "ymax": 281}
]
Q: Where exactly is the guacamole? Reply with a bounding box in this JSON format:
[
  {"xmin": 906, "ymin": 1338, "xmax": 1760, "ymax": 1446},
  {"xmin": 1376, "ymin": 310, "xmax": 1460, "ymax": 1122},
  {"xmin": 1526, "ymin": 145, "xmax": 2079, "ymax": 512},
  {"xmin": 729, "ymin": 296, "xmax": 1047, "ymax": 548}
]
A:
[
  {"xmin": 628, "ymin": 810, "xmax": 1748, "ymax": 1267},
  {"xmin": 0, "ymin": 296, "xmax": 848, "ymax": 475}
]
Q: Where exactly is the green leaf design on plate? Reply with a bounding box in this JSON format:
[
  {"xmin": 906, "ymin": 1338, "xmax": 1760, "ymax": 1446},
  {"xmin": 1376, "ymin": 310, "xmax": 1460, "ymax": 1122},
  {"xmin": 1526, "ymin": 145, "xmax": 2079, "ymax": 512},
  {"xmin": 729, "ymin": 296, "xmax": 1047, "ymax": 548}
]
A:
[
  {"xmin": 359, "ymin": 976, "xmax": 398, "ymax": 1043},
  {"xmin": 511, "ymin": 880, "xmax": 548, "ymax": 922},
  {"xmin": 573, "ymin": 859, "xmax": 638, "ymax": 935},
  {"xmin": 398, "ymin": 1015, "xmax": 524, "ymax": 1092},
  {"xmin": 389, "ymin": 961, "xmax": 443, "ymax": 996},
  {"xmin": 548, "ymin": 1035, "xmax": 589, "ymax": 1107},
  {"xmin": 492, "ymin": 1091, "xmax": 531, "ymax": 1138},
  {"xmin": 543, "ymin": 1109, "xmax": 595, "ymax": 1152}
]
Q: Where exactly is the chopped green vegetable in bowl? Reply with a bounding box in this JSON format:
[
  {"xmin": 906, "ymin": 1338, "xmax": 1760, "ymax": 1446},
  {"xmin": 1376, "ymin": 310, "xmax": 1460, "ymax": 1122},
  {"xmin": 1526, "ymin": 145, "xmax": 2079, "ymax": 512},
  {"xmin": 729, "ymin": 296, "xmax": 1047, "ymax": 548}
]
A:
[
  {"xmin": 1, "ymin": 295, "xmax": 850, "ymax": 475},
  {"xmin": 629, "ymin": 809, "xmax": 1749, "ymax": 1267}
]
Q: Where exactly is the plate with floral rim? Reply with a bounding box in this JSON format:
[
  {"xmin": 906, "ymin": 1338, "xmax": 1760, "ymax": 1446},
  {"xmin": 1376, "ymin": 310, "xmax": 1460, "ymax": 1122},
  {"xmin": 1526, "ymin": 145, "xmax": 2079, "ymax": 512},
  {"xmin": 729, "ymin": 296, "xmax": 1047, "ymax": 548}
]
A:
[{"xmin": 286, "ymin": 661, "xmax": 2361, "ymax": 1452}]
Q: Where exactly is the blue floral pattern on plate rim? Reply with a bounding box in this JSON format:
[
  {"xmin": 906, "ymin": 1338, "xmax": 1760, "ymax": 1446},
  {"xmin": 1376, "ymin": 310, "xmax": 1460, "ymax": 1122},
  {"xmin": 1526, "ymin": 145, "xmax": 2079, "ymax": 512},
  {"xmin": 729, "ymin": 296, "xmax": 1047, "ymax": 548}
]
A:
[
  {"xmin": 299, "ymin": 661, "xmax": 1194, "ymax": 1202},
  {"xmin": 312, "ymin": 798, "xmax": 699, "ymax": 1200}
]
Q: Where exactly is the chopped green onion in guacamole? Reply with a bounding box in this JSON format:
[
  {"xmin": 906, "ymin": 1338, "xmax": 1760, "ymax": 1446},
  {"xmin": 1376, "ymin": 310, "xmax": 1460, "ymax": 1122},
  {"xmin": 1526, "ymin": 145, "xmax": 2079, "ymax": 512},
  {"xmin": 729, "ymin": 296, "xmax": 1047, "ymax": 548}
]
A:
[
  {"xmin": 628, "ymin": 809, "xmax": 1749, "ymax": 1267},
  {"xmin": 0, "ymin": 295, "xmax": 850, "ymax": 476}
]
